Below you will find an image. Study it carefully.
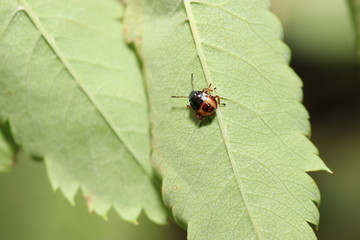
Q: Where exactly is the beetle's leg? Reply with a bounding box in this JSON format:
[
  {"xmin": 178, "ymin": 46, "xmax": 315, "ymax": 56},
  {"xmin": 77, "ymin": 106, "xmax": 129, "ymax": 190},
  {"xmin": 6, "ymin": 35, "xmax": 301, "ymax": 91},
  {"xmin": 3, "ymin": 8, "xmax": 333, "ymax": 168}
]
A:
[
  {"xmin": 213, "ymin": 95, "xmax": 226, "ymax": 107},
  {"xmin": 209, "ymin": 84, "xmax": 218, "ymax": 91},
  {"xmin": 213, "ymin": 95, "xmax": 221, "ymax": 105},
  {"xmin": 202, "ymin": 87, "xmax": 213, "ymax": 93},
  {"xmin": 195, "ymin": 112, "xmax": 204, "ymax": 120},
  {"xmin": 199, "ymin": 117, "xmax": 211, "ymax": 127},
  {"xmin": 203, "ymin": 84, "xmax": 218, "ymax": 93}
]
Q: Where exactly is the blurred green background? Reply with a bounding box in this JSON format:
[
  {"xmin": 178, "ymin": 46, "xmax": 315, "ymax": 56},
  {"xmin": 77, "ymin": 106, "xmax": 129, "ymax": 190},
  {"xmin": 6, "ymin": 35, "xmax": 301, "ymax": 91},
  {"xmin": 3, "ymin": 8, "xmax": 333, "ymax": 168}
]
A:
[
  {"xmin": 273, "ymin": 1, "xmax": 360, "ymax": 239},
  {"xmin": 1, "ymin": 0, "xmax": 359, "ymax": 239}
]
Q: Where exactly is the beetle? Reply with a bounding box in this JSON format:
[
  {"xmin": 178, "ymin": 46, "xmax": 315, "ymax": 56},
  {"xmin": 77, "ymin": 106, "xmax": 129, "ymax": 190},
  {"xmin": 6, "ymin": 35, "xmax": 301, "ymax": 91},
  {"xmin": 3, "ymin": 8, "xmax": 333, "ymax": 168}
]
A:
[{"xmin": 171, "ymin": 74, "xmax": 224, "ymax": 121}]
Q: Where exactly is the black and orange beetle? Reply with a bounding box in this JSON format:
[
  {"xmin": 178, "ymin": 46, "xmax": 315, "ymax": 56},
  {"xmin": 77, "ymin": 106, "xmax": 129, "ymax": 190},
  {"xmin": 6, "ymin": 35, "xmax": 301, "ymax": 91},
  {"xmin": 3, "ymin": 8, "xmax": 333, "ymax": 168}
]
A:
[{"xmin": 171, "ymin": 74, "xmax": 224, "ymax": 121}]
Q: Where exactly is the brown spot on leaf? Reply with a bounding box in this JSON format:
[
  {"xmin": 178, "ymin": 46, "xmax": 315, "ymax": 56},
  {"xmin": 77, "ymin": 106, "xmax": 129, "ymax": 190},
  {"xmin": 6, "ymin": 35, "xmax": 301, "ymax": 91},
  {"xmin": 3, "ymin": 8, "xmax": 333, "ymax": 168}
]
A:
[{"xmin": 84, "ymin": 195, "xmax": 92, "ymax": 212}]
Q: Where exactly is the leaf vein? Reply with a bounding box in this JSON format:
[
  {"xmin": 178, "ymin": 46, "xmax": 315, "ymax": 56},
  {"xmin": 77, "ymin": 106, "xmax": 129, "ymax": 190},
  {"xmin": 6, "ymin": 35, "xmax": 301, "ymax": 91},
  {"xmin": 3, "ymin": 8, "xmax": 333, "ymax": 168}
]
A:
[
  {"xmin": 17, "ymin": 0, "xmax": 151, "ymax": 176},
  {"xmin": 184, "ymin": 0, "xmax": 261, "ymax": 238}
]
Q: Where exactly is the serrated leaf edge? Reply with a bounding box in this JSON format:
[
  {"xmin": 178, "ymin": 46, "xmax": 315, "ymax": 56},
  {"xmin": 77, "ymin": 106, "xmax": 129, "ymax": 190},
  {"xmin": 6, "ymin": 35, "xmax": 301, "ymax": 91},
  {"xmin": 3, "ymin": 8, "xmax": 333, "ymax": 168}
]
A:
[
  {"xmin": 183, "ymin": 0, "xmax": 331, "ymax": 238},
  {"xmin": 184, "ymin": 0, "xmax": 262, "ymax": 237},
  {"xmin": 16, "ymin": 0, "xmax": 151, "ymax": 177},
  {"xmin": 2, "ymin": 0, "xmax": 163, "ymax": 224}
]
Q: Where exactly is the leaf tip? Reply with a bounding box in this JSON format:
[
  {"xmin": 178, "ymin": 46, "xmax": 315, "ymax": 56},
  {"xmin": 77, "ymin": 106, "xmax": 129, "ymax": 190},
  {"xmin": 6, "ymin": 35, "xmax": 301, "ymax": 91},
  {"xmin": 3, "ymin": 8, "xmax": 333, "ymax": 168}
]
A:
[
  {"xmin": 102, "ymin": 215, "xmax": 109, "ymax": 222},
  {"xmin": 325, "ymin": 166, "xmax": 333, "ymax": 174},
  {"xmin": 131, "ymin": 219, "xmax": 139, "ymax": 225}
]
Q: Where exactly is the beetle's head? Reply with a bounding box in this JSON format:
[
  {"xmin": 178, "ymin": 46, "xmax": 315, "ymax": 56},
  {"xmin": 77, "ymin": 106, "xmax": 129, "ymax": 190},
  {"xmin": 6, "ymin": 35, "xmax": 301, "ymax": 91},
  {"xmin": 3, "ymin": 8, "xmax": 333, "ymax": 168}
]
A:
[{"xmin": 188, "ymin": 91, "xmax": 196, "ymax": 100}]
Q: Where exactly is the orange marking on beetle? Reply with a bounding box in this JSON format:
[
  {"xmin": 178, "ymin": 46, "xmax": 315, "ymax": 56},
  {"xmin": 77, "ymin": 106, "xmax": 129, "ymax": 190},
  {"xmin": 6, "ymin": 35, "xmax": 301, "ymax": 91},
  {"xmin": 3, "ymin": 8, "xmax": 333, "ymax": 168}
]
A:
[
  {"xmin": 171, "ymin": 74, "xmax": 225, "ymax": 125},
  {"xmin": 171, "ymin": 75, "xmax": 225, "ymax": 123}
]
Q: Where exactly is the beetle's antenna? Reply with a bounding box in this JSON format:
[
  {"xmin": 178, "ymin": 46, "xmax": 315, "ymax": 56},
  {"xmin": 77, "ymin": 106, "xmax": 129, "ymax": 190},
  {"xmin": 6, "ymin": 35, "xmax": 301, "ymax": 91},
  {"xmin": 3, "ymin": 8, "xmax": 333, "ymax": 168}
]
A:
[
  {"xmin": 191, "ymin": 73, "xmax": 195, "ymax": 91},
  {"xmin": 171, "ymin": 96, "xmax": 188, "ymax": 98}
]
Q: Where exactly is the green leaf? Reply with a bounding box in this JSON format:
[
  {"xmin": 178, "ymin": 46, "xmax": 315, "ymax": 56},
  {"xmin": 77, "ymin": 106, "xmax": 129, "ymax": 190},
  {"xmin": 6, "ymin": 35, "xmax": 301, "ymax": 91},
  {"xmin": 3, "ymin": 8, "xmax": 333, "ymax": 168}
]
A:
[
  {"xmin": 348, "ymin": 0, "xmax": 360, "ymax": 60},
  {"xmin": 0, "ymin": 122, "xmax": 16, "ymax": 172},
  {"xmin": 0, "ymin": 131, "xmax": 12, "ymax": 172},
  {"xmin": 0, "ymin": 0, "xmax": 166, "ymax": 224},
  {"xmin": 125, "ymin": 0, "xmax": 331, "ymax": 238}
]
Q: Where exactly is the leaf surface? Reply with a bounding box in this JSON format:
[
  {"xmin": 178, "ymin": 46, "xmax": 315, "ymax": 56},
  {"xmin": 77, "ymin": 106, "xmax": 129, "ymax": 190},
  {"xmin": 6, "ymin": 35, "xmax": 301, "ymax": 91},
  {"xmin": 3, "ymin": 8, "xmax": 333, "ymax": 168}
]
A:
[
  {"xmin": 125, "ymin": 0, "xmax": 330, "ymax": 238},
  {"xmin": 0, "ymin": 0, "xmax": 166, "ymax": 223}
]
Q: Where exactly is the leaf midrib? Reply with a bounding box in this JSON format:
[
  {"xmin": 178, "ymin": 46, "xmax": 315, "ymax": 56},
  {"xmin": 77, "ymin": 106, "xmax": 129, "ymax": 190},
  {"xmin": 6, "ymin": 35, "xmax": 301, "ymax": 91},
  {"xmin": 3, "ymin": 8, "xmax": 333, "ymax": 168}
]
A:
[
  {"xmin": 15, "ymin": 0, "xmax": 152, "ymax": 176},
  {"xmin": 183, "ymin": 0, "xmax": 261, "ymax": 238}
]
